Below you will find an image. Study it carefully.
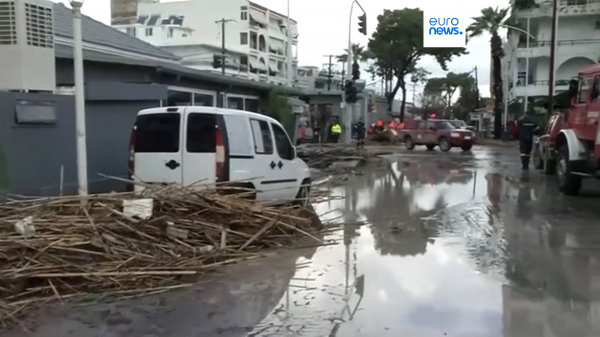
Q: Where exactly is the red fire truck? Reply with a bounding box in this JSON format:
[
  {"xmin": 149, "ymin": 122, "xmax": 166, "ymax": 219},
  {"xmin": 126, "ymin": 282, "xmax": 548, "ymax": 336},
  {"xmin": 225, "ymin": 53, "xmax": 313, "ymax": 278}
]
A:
[{"xmin": 532, "ymin": 64, "xmax": 600, "ymax": 195}]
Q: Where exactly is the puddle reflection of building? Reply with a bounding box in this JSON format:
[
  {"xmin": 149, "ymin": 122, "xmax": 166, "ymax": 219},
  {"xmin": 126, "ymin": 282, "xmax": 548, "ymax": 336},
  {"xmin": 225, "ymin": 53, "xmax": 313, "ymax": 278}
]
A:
[{"xmin": 502, "ymin": 212, "xmax": 600, "ymax": 337}]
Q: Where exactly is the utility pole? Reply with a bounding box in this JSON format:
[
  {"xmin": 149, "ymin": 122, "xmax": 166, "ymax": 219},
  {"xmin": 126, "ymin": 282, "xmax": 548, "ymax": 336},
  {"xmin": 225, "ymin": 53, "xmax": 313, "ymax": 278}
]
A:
[
  {"xmin": 474, "ymin": 65, "xmax": 479, "ymax": 109},
  {"xmin": 215, "ymin": 18, "xmax": 235, "ymax": 76},
  {"xmin": 547, "ymin": 0, "xmax": 559, "ymax": 117},
  {"xmin": 324, "ymin": 54, "xmax": 335, "ymax": 90}
]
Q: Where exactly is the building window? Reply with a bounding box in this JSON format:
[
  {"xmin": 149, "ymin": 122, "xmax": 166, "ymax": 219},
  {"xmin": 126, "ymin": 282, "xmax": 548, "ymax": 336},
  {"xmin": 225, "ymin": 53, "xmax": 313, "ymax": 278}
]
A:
[
  {"xmin": 193, "ymin": 93, "xmax": 214, "ymax": 106},
  {"xmin": 240, "ymin": 56, "xmax": 248, "ymax": 66},
  {"xmin": 145, "ymin": 28, "xmax": 153, "ymax": 36},
  {"xmin": 167, "ymin": 90, "xmax": 192, "ymax": 106},
  {"xmin": 167, "ymin": 28, "xmax": 173, "ymax": 38},
  {"xmin": 250, "ymin": 31, "xmax": 258, "ymax": 49},
  {"xmin": 245, "ymin": 98, "xmax": 259, "ymax": 112},
  {"xmin": 241, "ymin": 11, "xmax": 247, "ymax": 20},
  {"xmin": 240, "ymin": 32, "xmax": 248, "ymax": 45},
  {"xmin": 227, "ymin": 96, "xmax": 244, "ymax": 110},
  {"xmin": 126, "ymin": 27, "xmax": 136, "ymax": 37}
]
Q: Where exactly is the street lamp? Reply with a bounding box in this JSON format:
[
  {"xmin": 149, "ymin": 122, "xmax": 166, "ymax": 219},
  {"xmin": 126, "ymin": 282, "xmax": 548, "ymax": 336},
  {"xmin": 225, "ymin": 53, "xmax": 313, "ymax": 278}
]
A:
[{"xmin": 70, "ymin": 0, "xmax": 88, "ymax": 199}]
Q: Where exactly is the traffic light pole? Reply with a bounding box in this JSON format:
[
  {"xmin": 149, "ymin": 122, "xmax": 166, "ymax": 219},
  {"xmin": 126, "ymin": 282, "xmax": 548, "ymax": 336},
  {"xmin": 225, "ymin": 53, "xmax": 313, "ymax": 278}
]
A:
[{"xmin": 345, "ymin": 0, "xmax": 366, "ymax": 144}]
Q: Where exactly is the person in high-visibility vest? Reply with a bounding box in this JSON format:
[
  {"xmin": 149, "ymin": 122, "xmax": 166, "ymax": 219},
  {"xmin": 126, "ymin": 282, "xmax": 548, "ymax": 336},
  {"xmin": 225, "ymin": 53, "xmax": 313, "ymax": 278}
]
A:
[{"xmin": 330, "ymin": 121, "xmax": 342, "ymax": 143}]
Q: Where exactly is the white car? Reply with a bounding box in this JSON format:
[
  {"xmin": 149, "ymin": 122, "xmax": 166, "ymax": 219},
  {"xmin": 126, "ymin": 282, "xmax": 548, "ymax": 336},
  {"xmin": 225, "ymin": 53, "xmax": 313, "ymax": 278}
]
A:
[{"xmin": 128, "ymin": 106, "xmax": 311, "ymax": 205}]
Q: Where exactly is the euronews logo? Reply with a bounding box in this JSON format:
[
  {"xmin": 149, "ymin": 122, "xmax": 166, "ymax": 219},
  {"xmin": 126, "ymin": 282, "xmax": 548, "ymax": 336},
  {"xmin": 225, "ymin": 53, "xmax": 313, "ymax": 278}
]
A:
[
  {"xmin": 428, "ymin": 18, "xmax": 463, "ymax": 36},
  {"xmin": 423, "ymin": 11, "xmax": 467, "ymax": 48}
]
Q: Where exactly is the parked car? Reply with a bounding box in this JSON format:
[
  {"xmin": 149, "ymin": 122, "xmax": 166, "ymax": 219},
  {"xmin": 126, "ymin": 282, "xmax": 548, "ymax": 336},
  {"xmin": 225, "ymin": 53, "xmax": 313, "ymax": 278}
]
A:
[
  {"xmin": 128, "ymin": 106, "xmax": 311, "ymax": 206},
  {"xmin": 399, "ymin": 119, "xmax": 475, "ymax": 152}
]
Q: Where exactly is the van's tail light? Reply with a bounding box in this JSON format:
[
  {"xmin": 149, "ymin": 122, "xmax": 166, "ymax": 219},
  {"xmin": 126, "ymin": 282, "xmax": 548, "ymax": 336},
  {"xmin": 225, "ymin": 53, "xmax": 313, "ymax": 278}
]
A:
[
  {"xmin": 128, "ymin": 125, "xmax": 137, "ymax": 179},
  {"xmin": 215, "ymin": 126, "xmax": 225, "ymax": 180}
]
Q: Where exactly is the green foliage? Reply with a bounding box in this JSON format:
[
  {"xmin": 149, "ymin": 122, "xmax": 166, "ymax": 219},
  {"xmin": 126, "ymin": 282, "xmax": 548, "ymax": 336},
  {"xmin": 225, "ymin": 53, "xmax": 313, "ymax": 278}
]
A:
[
  {"xmin": 424, "ymin": 72, "xmax": 473, "ymax": 116},
  {"xmin": 410, "ymin": 67, "xmax": 430, "ymax": 84},
  {"xmin": 367, "ymin": 8, "xmax": 467, "ymax": 121},
  {"xmin": 337, "ymin": 43, "xmax": 371, "ymax": 64},
  {"xmin": 267, "ymin": 89, "xmax": 292, "ymax": 124}
]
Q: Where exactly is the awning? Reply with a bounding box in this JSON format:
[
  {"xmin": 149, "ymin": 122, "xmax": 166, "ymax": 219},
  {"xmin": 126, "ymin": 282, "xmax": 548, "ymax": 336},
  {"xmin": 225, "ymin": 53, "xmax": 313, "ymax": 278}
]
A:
[
  {"xmin": 269, "ymin": 59, "xmax": 278, "ymax": 72},
  {"xmin": 249, "ymin": 9, "xmax": 268, "ymax": 26},
  {"xmin": 269, "ymin": 39, "xmax": 284, "ymax": 53},
  {"xmin": 249, "ymin": 58, "xmax": 267, "ymax": 71}
]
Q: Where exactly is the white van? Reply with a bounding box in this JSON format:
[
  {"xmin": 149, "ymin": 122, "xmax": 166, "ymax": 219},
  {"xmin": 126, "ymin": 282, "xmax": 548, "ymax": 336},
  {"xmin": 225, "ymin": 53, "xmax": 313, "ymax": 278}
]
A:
[{"xmin": 128, "ymin": 106, "xmax": 311, "ymax": 205}]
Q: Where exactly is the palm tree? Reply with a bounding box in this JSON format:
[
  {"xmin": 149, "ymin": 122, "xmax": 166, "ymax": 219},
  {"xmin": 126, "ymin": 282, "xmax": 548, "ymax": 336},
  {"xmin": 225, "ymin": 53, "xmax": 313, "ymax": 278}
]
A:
[{"xmin": 467, "ymin": 7, "xmax": 511, "ymax": 139}]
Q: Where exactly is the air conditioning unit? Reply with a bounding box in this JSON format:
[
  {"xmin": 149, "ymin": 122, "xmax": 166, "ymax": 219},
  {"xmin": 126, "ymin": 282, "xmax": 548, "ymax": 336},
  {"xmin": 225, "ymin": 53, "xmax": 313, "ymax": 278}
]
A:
[{"xmin": 0, "ymin": 0, "xmax": 55, "ymax": 92}]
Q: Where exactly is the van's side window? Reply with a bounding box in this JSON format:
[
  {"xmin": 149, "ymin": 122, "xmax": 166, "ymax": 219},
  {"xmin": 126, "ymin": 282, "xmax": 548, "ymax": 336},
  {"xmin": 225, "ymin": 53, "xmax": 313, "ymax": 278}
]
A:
[
  {"xmin": 135, "ymin": 113, "xmax": 180, "ymax": 153},
  {"xmin": 271, "ymin": 123, "xmax": 294, "ymax": 160},
  {"xmin": 187, "ymin": 113, "xmax": 216, "ymax": 153},
  {"xmin": 250, "ymin": 119, "xmax": 273, "ymax": 154}
]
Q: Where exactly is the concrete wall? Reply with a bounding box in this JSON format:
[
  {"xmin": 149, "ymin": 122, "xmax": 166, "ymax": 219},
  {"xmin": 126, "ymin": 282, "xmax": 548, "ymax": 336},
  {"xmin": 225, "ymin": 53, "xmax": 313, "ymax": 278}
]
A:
[{"xmin": 0, "ymin": 82, "xmax": 167, "ymax": 197}]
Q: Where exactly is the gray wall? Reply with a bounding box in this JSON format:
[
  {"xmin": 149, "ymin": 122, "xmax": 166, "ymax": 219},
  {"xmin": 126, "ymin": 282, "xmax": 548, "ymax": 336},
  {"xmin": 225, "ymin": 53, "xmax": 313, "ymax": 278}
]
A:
[{"xmin": 0, "ymin": 82, "xmax": 167, "ymax": 197}]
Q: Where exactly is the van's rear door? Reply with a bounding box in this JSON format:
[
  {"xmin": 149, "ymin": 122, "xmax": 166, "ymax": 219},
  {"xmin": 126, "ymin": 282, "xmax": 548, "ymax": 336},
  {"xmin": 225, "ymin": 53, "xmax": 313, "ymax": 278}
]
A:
[
  {"xmin": 133, "ymin": 109, "xmax": 183, "ymax": 185},
  {"xmin": 182, "ymin": 111, "xmax": 229, "ymax": 187}
]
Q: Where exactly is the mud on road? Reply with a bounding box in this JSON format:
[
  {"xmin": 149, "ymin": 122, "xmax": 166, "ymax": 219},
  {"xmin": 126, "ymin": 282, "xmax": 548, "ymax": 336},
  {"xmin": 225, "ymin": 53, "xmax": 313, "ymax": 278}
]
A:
[{"xmin": 7, "ymin": 145, "xmax": 600, "ymax": 337}]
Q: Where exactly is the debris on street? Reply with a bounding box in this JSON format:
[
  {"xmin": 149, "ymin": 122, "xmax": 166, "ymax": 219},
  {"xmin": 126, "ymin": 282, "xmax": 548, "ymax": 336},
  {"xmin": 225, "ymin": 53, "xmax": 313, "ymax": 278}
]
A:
[
  {"xmin": 297, "ymin": 144, "xmax": 368, "ymax": 169},
  {"xmin": 0, "ymin": 185, "xmax": 322, "ymax": 330}
]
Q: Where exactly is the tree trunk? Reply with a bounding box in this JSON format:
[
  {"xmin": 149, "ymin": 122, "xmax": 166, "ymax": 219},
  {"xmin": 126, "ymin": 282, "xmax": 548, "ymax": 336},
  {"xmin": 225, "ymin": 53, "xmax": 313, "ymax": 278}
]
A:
[
  {"xmin": 491, "ymin": 34, "xmax": 503, "ymax": 139},
  {"xmin": 400, "ymin": 85, "xmax": 407, "ymax": 122}
]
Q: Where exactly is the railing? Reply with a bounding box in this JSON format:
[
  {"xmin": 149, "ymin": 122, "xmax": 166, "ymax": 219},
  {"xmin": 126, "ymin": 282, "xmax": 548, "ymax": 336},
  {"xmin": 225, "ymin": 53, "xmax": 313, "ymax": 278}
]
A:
[
  {"xmin": 515, "ymin": 79, "xmax": 571, "ymax": 86},
  {"xmin": 517, "ymin": 39, "xmax": 600, "ymax": 48}
]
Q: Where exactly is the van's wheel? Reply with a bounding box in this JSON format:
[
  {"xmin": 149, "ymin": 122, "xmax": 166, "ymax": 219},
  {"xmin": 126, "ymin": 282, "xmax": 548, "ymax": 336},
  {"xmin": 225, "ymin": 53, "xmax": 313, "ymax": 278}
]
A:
[
  {"xmin": 438, "ymin": 137, "xmax": 450, "ymax": 152},
  {"xmin": 295, "ymin": 185, "xmax": 310, "ymax": 207},
  {"xmin": 556, "ymin": 145, "xmax": 581, "ymax": 195},
  {"xmin": 533, "ymin": 145, "xmax": 543, "ymax": 170},
  {"xmin": 426, "ymin": 144, "xmax": 435, "ymax": 151},
  {"xmin": 405, "ymin": 136, "xmax": 415, "ymax": 150}
]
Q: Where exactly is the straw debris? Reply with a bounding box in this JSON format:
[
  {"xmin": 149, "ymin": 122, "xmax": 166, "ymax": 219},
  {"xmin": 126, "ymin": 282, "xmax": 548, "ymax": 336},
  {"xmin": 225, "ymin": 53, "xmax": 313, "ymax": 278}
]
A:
[{"xmin": 0, "ymin": 186, "xmax": 321, "ymax": 331}]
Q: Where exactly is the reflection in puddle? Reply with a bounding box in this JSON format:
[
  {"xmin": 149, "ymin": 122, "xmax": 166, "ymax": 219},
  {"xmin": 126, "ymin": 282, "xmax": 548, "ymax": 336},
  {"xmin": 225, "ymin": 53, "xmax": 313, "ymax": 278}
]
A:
[{"xmin": 250, "ymin": 150, "xmax": 600, "ymax": 337}]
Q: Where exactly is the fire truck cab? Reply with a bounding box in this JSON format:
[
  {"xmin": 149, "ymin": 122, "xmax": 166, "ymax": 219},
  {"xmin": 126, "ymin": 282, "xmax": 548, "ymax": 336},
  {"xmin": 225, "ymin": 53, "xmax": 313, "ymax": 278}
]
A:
[{"xmin": 533, "ymin": 64, "xmax": 600, "ymax": 195}]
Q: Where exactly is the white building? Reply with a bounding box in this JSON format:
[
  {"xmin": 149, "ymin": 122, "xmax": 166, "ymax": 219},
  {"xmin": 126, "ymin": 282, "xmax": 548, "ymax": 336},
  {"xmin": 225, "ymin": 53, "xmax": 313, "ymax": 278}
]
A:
[
  {"xmin": 504, "ymin": 0, "xmax": 600, "ymax": 107},
  {"xmin": 111, "ymin": 0, "xmax": 299, "ymax": 87},
  {"xmin": 297, "ymin": 66, "xmax": 345, "ymax": 90}
]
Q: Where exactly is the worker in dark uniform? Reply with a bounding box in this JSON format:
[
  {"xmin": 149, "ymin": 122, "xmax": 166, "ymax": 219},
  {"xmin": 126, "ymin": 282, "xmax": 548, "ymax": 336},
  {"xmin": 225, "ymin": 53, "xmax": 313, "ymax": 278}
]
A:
[{"xmin": 516, "ymin": 113, "xmax": 539, "ymax": 170}]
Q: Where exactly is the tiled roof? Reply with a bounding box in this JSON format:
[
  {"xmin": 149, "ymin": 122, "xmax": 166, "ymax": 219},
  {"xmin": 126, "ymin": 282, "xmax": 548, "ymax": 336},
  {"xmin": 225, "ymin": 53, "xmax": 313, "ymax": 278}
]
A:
[{"xmin": 53, "ymin": 3, "xmax": 179, "ymax": 61}]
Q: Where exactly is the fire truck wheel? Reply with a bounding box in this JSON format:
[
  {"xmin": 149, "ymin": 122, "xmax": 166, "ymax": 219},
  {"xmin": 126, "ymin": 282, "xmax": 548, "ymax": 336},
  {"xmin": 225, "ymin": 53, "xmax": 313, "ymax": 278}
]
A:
[
  {"xmin": 556, "ymin": 145, "xmax": 581, "ymax": 195},
  {"xmin": 438, "ymin": 137, "xmax": 450, "ymax": 152},
  {"xmin": 426, "ymin": 144, "xmax": 436, "ymax": 150},
  {"xmin": 543, "ymin": 157, "xmax": 555, "ymax": 175},
  {"xmin": 532, "ymin": 145, "xmax": 543, "ymax": 170},
  {"xmin": 405, "ymin": 136, "xmax": 415, "ymax": 150}
]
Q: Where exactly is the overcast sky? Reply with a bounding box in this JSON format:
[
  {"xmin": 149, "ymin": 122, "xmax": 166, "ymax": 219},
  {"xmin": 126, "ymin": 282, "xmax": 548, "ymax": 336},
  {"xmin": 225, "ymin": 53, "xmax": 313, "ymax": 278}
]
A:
[{"xmin": 55, "ymin": 0, "xmax": 509, "ymax": 102}]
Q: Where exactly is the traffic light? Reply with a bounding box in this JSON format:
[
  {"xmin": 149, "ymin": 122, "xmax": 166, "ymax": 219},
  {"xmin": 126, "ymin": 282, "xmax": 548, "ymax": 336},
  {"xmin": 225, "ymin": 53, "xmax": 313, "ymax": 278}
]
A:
[
  {"xmin": 212, "ymin": 55, "xmax": 222, "ymax": 68},
  {"xmin": 345, "ymin": 80, "xmax": 358, "ymax": 103},
  {"xmin": 358, "ymin": 14, "xmax": 367, "ymax": 35},
  {"xmin": 352, "ymin": 62, "xmax": 360, "ymax": 80}
]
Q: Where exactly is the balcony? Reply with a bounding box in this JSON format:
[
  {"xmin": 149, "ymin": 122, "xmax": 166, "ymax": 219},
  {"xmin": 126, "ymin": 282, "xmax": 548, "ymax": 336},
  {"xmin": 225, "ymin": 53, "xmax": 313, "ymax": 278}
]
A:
[
  {"xmin": 517, "ymin": 0, "xmax": 600, "ymax": 17},
  {"xmin": 512, "ymin": 79, "xmax": 571, "ymax": 97},
  {"xmin": 516, "ymin": 39, "xmax": 600, "ymax": 58}
]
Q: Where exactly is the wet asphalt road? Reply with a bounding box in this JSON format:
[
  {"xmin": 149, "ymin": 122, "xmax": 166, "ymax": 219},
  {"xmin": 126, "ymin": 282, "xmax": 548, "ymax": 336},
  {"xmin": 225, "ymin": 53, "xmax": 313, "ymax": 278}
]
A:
[{"xmin": 8, "ymin": 145, "xmax": 600, "ymax": 337}]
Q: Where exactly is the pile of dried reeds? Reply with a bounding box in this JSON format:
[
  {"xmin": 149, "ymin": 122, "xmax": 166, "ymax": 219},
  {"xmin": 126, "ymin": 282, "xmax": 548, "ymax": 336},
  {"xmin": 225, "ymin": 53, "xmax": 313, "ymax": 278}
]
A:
[
  {"xmin": 297, "ymin": 144, "xmax": 367, "ymax": 169},
  {"xmin": 0, "ymin": 185, "xmax": 322, "ymax": 330}
]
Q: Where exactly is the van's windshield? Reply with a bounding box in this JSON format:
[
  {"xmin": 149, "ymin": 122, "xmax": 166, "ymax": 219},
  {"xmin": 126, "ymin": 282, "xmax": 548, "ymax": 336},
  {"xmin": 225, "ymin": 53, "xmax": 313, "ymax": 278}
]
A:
[{"xmin": 135, "ymin": 113, "xmax": 181, "ymax": 153}]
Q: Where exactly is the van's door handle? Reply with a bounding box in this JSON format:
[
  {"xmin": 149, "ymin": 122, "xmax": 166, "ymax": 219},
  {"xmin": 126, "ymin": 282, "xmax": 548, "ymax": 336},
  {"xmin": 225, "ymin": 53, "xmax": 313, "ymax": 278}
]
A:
[{"xmin": 165, "ymin": 160, "xmax": 180, "ymax": 170}]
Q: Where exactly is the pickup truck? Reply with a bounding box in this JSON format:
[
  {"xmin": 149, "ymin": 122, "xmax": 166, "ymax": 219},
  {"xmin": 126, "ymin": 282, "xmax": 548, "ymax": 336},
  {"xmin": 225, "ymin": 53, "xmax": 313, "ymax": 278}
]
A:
[{"xmin": 399, "ymin": 119, "xmax": 475, "ymax": 152}]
